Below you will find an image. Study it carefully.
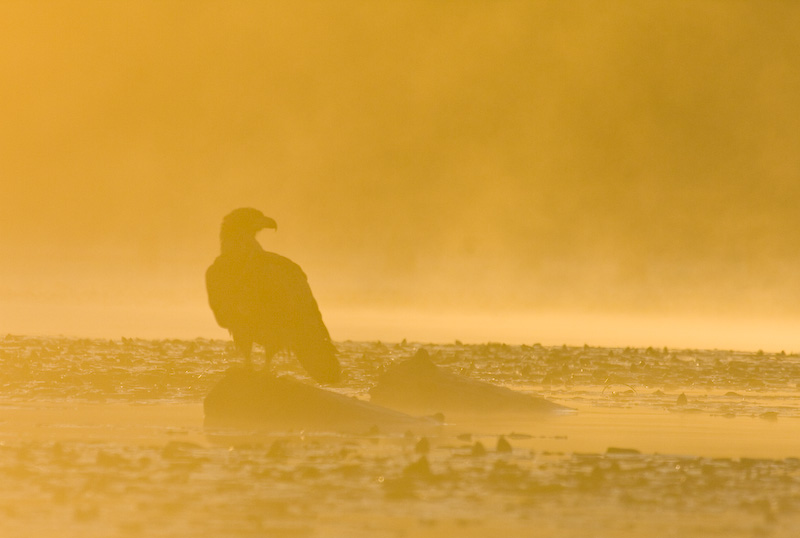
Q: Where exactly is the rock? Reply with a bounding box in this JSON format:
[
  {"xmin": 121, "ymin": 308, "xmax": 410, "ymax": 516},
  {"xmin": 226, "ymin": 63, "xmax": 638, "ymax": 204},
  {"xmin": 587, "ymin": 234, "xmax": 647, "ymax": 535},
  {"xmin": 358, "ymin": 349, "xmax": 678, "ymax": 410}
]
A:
[
  {"xmin": 415, "ymin": 437, "xmax": 431, "ymax": 454},
  {"xmin": 606, "ymin": 447, "xmax": 641, "ymax": 455},
  {"xmin": 496, "ymin": 436, "xmax": 512, "ymax": 453},
  {"xmin": 204, "ymin": 366, "xmax": 437, "ymax": 433},
  {"xmin": 403, "ymin": 456, "xmax": 435, "ymax": 481},
  {"xmin": 471, "ymin": 442, "xmax": 487, "ymax": 457},
  {"xmin": 369, "ymin": 349, "xmax": 572, "ymax": 417},
  {"xmin": 267, "ymin": 440, "xmax": 288, "ymax": 458}
]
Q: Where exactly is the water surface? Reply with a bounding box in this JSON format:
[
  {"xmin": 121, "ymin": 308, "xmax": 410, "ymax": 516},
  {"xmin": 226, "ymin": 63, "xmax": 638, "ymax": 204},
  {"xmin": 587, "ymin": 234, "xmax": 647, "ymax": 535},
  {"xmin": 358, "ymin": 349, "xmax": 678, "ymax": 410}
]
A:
[{"xmin": 1, "ymin": 336, "xmax": 799, "ymax": 537}]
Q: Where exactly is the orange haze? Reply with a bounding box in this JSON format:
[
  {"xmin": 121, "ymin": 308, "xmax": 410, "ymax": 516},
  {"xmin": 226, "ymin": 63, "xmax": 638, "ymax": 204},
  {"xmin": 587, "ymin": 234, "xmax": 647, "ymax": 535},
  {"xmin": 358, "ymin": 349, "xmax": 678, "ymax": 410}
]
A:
[{"xmin": 1, "ymin": 2, "xmax": 800, "ymax": 351}]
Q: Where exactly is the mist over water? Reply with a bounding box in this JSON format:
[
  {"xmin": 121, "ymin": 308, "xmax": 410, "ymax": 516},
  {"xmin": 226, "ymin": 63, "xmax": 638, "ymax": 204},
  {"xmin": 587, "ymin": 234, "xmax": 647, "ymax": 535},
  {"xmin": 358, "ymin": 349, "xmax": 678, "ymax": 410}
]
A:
[
  {"xmin": 4, "ymin": 7, "xmax": 800, "ymax": 535},
  {"xmin": 1, "ymin": 2, "xmax": 799, "ymax": 350}
]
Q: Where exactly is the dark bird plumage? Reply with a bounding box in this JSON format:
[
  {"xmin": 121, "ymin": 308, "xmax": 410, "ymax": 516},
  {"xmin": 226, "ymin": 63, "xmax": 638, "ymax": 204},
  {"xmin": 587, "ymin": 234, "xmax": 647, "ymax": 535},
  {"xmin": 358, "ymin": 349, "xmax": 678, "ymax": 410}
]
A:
[{"xmin": 206, "ymin": 208, "xmax": 341, "ymax": 384}]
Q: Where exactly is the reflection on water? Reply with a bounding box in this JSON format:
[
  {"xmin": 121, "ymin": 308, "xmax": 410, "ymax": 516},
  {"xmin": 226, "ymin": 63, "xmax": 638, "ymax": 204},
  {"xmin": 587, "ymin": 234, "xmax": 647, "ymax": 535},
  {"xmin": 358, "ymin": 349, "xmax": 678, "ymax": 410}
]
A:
[{"xmin": 2, "ymin": 335, "xmax": 800, "ymax": 537}]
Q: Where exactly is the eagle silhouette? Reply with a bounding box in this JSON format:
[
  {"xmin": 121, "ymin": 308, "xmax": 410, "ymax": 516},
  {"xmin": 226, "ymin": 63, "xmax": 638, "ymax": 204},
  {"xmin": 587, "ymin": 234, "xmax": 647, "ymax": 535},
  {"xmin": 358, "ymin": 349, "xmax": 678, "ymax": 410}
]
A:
[{"xmin": 206, "ymin": 208, "xmax": 340, "ymax": 383}]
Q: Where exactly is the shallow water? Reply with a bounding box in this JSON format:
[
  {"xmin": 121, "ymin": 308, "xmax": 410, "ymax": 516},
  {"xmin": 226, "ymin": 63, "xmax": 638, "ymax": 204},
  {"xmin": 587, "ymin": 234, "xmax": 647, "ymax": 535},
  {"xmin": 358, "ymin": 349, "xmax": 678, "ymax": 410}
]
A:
[{"xmin": 1, "ymin": 335, "xmax": 800, "ymax": 537}]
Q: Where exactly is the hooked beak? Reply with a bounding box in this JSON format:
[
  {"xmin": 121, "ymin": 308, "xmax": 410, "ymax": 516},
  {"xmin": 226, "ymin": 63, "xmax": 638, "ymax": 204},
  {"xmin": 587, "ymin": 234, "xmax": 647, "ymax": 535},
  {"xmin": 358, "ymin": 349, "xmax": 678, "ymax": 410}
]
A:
[{"xmin": 261, "ymin": 216, "xmax": 277, "ymax": 231}]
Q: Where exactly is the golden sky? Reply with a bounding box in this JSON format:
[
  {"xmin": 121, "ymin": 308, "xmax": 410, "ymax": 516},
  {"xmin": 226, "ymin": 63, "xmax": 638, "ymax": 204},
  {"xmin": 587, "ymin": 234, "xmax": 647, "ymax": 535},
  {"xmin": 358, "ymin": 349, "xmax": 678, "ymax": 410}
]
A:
[{"xmin": 1, "ymin": 1, "xmax": 799, "ymax": 349}]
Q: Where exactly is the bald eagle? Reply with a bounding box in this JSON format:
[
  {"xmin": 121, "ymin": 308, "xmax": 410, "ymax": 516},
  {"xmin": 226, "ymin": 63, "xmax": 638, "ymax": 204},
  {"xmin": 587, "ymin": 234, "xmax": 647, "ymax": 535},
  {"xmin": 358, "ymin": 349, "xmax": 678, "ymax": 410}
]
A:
[{"xmin": 206, "ymin": 208, "xmax": 341, "ymax": 384}]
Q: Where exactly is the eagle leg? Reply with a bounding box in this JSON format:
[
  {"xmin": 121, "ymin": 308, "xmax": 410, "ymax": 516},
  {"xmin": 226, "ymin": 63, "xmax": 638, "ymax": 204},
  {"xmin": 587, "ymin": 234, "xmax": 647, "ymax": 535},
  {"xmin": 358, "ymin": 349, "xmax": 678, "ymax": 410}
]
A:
[{"xmin": 233, "ymin": 334, "xmax": 254, "ymax": 368}]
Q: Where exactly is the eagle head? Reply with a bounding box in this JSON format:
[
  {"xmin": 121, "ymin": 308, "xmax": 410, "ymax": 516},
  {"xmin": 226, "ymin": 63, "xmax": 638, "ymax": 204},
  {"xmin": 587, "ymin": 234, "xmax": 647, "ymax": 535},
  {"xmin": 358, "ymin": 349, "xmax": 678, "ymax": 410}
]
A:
[{"xmin": 220, "ymin": 208, "xmax": 277, "ymax": 251}]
